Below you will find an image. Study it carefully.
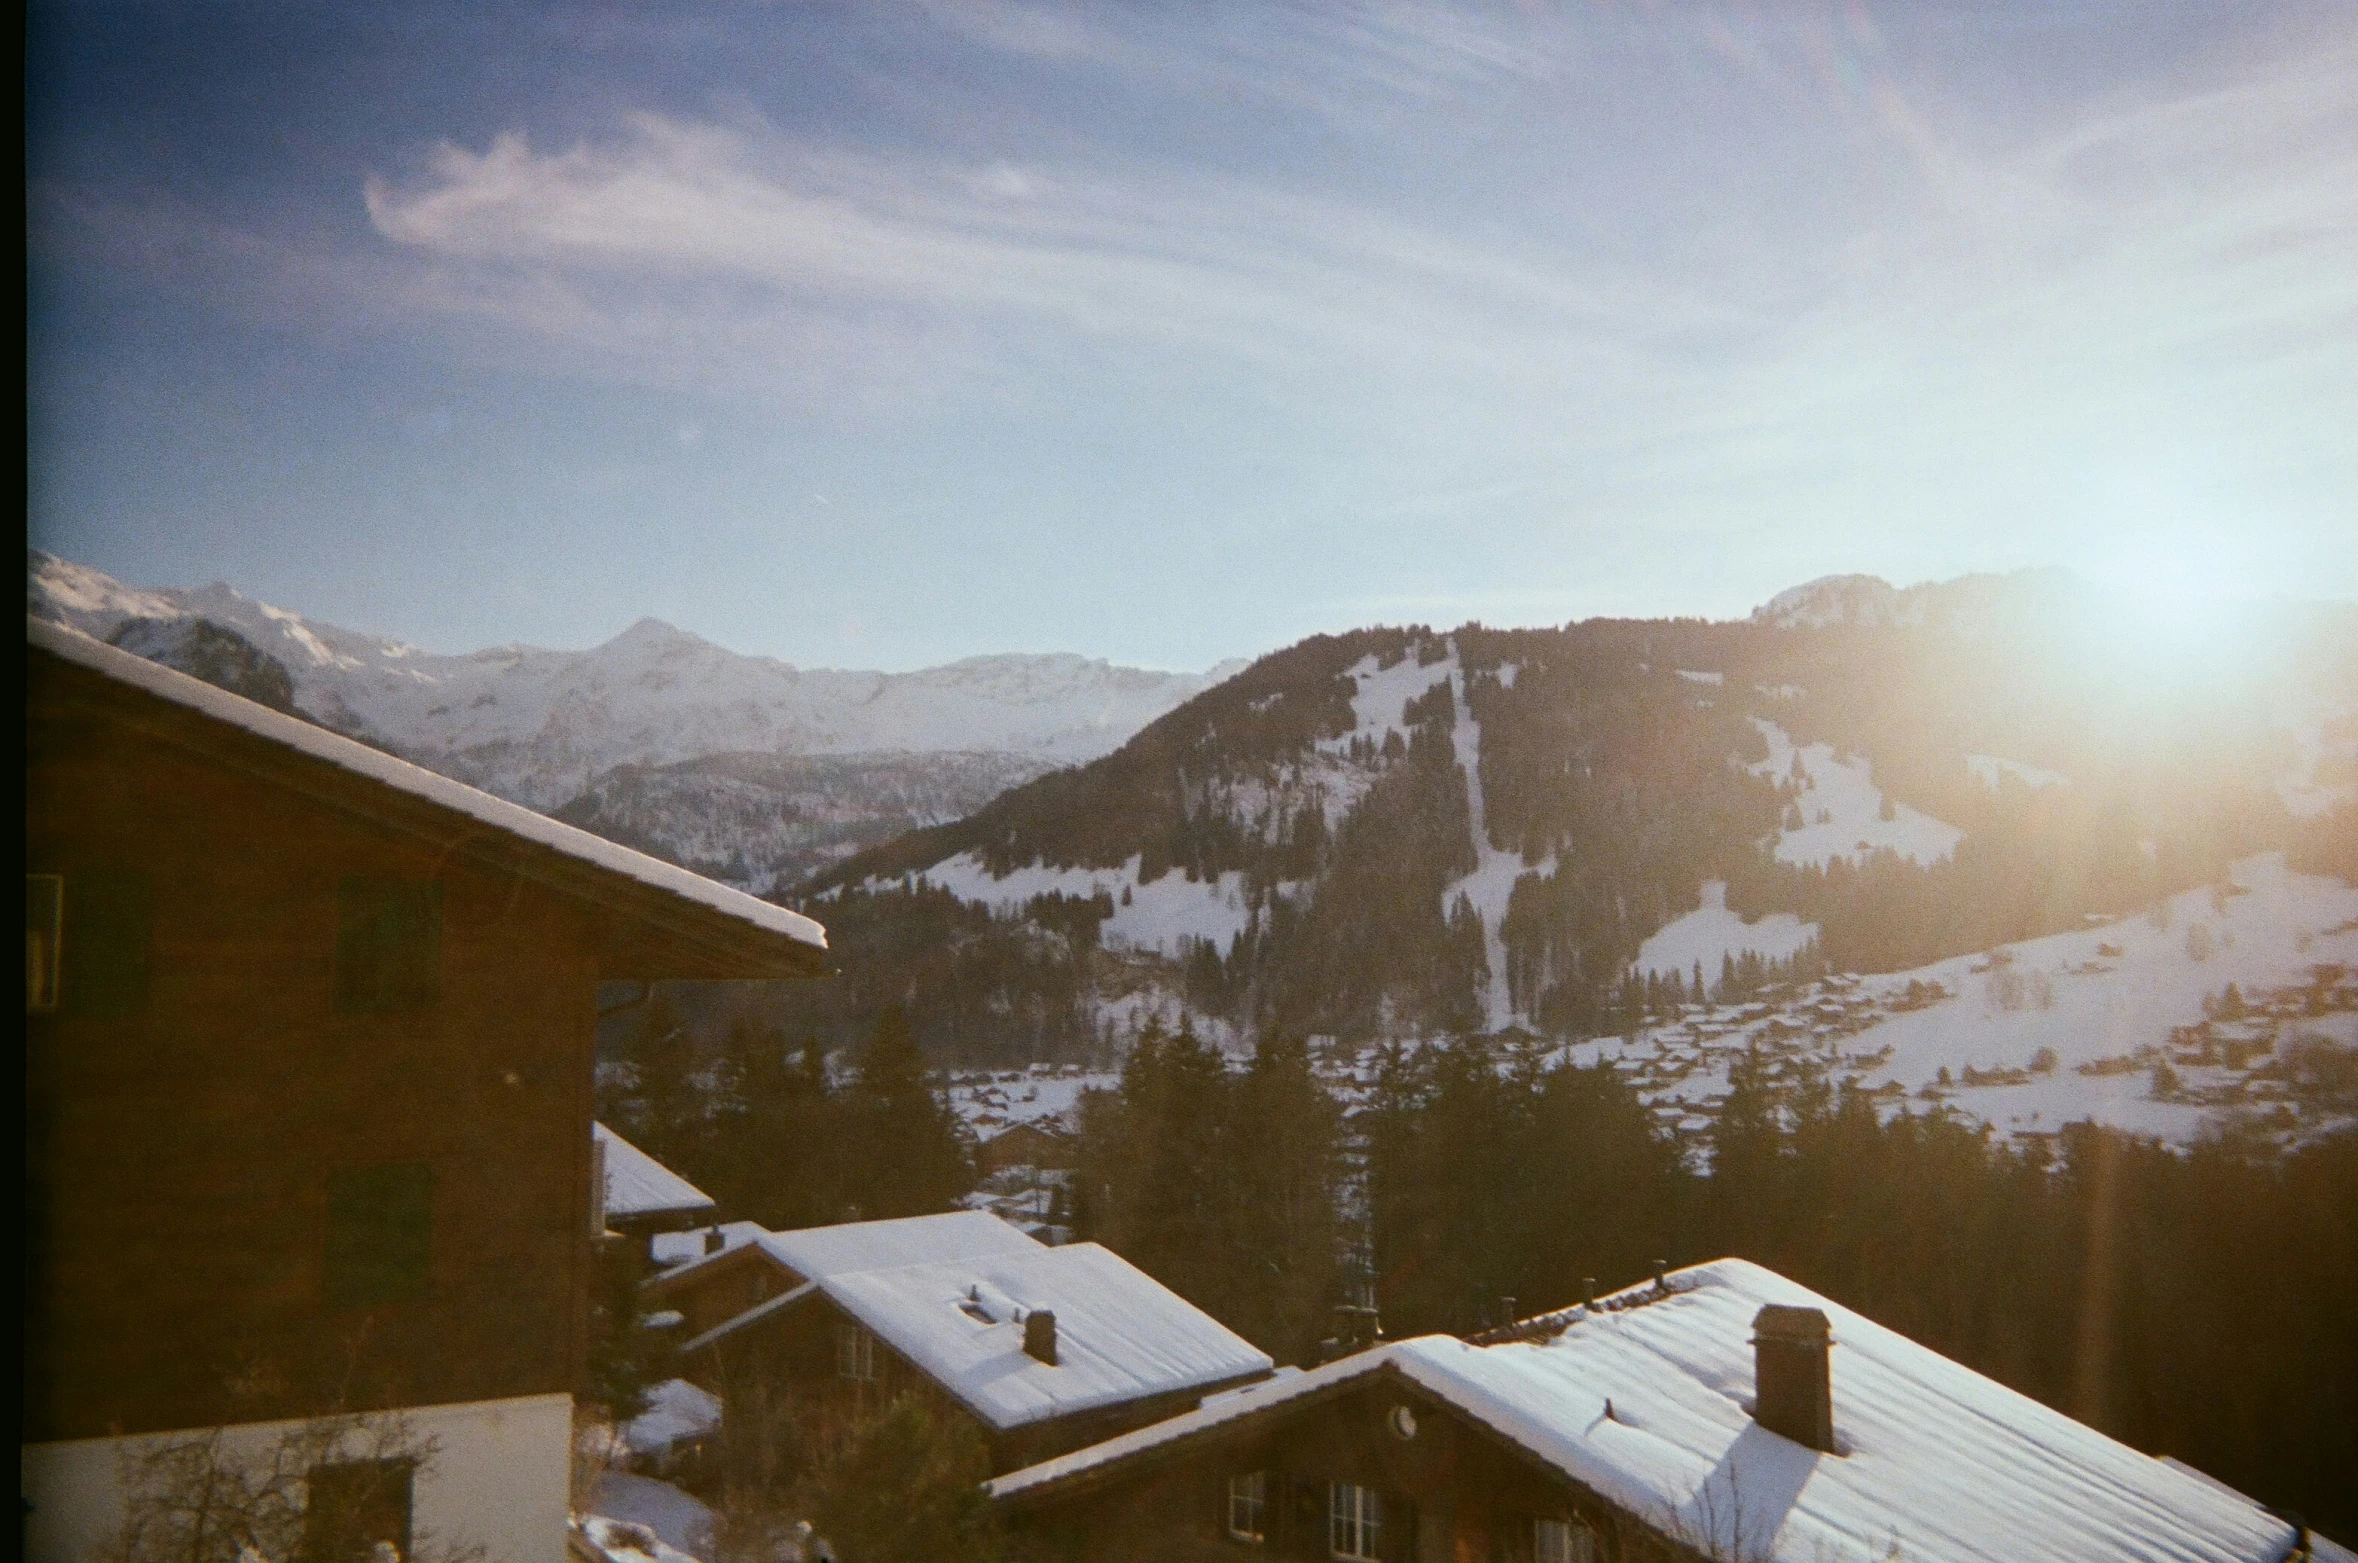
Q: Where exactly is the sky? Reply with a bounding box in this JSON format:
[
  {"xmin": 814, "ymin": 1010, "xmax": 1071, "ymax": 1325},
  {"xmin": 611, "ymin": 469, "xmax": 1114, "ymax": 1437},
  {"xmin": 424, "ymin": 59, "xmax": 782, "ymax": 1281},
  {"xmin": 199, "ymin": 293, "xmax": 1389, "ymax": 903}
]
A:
[{"xmin": 27, "ymin": 1, "xmax": 2358, "ymax": 672}]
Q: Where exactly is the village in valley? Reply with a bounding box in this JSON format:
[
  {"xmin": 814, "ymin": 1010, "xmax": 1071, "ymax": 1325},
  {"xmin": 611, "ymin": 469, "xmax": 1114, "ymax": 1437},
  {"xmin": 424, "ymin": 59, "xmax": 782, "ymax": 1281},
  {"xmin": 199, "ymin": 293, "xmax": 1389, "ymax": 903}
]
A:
[
  {"xmin": 27, "ymin": 606, "xmax": 2358, "ymax": 1563},
  {"xmin": 27, "ymin": 2, "xmax": 2358, "ymax": 1559}
]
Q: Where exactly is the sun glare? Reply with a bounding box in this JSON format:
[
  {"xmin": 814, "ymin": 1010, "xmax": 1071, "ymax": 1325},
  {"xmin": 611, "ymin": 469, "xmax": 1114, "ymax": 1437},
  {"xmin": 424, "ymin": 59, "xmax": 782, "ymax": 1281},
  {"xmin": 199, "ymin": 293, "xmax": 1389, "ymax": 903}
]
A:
[{"xmin": 2082, "ymin": 544, "xmax": 2265, "ymax": 681}]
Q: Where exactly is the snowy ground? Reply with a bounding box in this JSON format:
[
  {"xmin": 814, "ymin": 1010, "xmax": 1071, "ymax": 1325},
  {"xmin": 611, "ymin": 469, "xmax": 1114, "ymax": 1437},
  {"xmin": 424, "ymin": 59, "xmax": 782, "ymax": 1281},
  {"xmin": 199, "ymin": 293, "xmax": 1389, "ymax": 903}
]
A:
[
  {"xmin": 910, "ymin": 850, "xmax": 1258, "ymax": 958},
  {"xmin": 1443, "ymin": 656, "xmax": 1542, "ymax": 1031},
  {"xmin": 1750, "ymin": 719, "xmax": 1963, "ymax": 867},
  {"xmin": 1634, "ymin": 881, "xmax": 1818, "ymax": 982},
  {"xmin": 946, "ymin": 1065, "xmax": 1117, "ymax": 1140},
  {"xmin": 585, "ymin": 1474, "xmax": 714, "ymax": 1563},
  {"xmin": 1567, "ymin": 854, "xmax": 2358, "ymax": 1149}
]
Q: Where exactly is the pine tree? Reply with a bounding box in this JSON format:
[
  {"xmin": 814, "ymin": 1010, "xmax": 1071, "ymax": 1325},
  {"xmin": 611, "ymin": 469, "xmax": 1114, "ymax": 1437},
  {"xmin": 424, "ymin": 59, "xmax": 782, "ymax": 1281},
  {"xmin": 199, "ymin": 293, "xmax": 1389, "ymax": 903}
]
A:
[
  {"xmin": 1224, "ymin": 1034, "xmax": 1343, "ymax": 1362},
  {"xmin": 839, "ymin": 1005, "xmax": 972, "ymax": 1222},
  {"xmin": 804, "ymin": 1396, "xmax": 1003, "ymax": 1563}
]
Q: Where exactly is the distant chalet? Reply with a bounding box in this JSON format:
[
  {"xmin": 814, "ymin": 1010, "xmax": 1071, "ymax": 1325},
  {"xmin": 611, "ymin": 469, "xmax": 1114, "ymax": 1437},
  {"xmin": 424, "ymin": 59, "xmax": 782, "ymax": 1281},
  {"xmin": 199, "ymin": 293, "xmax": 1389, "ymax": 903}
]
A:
[
  {"xmin": 24, "ymin": 618, "xmax": 827, "ymax": 1563},
  {"xmin": 647, "ymin": 1210, "xmax": 1272, "ymax": 1474},
  {"xmin": 989, "ymin": 1258, "xmax": 2335, "ymax": 1563}
]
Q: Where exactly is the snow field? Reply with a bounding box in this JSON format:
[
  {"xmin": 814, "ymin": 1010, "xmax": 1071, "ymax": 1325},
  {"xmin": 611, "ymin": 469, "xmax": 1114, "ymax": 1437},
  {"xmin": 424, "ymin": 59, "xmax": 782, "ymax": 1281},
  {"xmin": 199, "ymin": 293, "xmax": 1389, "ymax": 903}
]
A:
[
  {"xmin": 912, "ymin": 851, "xmax": 1258, "ymax": 957},
  {"xmin": 1578, "ymin": 853, "xmax": 2358, "ymax": 1148},
  {"xmin": 1633, "ymin": 882, "xmax": 1818, "ymax": 981},
  {"xmin": 1749, "ymin": 718, "xmax": 1964, "ymax": 868}
]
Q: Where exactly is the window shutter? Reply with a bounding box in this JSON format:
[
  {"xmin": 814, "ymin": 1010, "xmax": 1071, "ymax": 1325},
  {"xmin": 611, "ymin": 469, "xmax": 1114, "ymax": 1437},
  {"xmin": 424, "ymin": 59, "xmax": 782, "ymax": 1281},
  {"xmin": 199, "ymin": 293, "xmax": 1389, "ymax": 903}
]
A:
[
  {"xmin": 62, "ymin": 871, "xmax": 152, "ymax": 1016},
  {"xmin": 335, "ymin": 879, "xmax": 441, "ymax": 1013}
]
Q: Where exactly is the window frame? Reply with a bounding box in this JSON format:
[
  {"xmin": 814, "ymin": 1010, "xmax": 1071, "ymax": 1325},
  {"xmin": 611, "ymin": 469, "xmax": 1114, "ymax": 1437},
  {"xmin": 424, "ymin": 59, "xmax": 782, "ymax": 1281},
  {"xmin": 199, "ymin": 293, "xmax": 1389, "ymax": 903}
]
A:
[
  {"xmin": 302, "ymin": 1456, "xmax": 415, "ymax": 1563},
  {"xmin": 1535, "ymin": 1516, "xmax": 1600, "ymax": 1563},
  {"xmin": 1226, "ymin": 1469, "xmax": 1268, "ymax": 1542},
  {"xmin": 334, "ymin": 878, "xmax": 442, "ymax": 1015},
  {"xmin": 1328, "ymin": 1482, "xmax": 1382, "ymax": 1561},
  {"xmin": 835, "ymin": 1319, "xmax": 879, "ymax": 1383}
]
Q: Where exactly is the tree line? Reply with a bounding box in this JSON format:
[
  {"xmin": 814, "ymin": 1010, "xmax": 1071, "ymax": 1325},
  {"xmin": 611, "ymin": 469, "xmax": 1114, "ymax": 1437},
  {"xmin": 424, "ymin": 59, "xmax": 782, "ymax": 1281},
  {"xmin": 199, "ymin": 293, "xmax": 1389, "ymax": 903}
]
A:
[{"xmin": 1069, "ymin": 1031, "xmax": 2358, "ymax": 1544}]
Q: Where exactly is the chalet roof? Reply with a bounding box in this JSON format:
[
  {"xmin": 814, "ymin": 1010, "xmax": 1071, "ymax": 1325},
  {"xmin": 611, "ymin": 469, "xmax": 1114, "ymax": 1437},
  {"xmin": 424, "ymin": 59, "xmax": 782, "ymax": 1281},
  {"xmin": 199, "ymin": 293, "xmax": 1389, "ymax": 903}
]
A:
[
  {"xmin": 596, "ymin": 1123, "xmax": 716, "ymax": 1221},
  {"xmin": 819, "ymin": 1242, "xmax": 1271, "ymax": 1431},
  {"xmin": 30, "ymin": 618, "xmax": 826, "ymax": 965},
  {"xmin": 658, "ymin": 1209, "xmax": 1044, "ymax": 1289},
  {"xmin": 989, "ymin": 1258, "xmax": 2301, "ymax": 1563},
  {"xmin": 650, "ymin": 1220, "xmax": 768, "ymax": 1272}
]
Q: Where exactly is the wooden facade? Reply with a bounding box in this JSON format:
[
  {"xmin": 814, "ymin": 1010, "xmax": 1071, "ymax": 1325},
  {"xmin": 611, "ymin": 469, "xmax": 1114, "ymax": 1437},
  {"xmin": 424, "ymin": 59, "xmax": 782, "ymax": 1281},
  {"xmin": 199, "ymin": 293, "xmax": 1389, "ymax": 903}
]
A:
[
  {"xmin": 680, "ymin": 1287, "xmax": 1263, "ymax": 1476},
  {"xmin": 23, "ymin": 635, "xmax": 827, "ymax": 1444},
  {"xmin": 995, "ymin": 1365, "xmax": 1684, "ymax": 1563}
]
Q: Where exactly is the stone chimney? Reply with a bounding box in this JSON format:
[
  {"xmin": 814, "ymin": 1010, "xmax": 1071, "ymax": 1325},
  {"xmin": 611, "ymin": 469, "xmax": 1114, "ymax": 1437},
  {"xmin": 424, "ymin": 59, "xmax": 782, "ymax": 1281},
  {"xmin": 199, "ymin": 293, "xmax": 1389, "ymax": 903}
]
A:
[
  {"xmin": 1752, "ymin": 1304, "xmax": 1835, "ymax": 1452},
  {"xmin": 1023, "ymin": 1309, "xmax": 1059, "ymax": 1365}
]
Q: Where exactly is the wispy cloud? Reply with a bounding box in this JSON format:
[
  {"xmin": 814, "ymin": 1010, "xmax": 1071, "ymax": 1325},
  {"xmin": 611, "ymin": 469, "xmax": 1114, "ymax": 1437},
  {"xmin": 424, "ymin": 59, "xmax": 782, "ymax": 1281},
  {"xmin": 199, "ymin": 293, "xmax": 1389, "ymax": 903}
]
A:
[{"xmin": 358, "ymin": 109, "xmax": 1737, "ymax": 410}]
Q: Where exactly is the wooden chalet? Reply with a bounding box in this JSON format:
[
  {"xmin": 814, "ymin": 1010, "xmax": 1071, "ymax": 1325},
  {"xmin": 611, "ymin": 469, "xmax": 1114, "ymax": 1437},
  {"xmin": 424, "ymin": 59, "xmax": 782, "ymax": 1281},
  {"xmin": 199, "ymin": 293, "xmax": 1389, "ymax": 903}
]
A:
[
  {"xmin": 23, "ymin": 619, "xmax": 828, "ymax": 1563},
  {"xmin": 987, "ymin": 1259, "xmax": 2327, "ymax": 1563},
  {"xmin": 595, "ymin": 1121, "xmax": 719, "ymax": 1284},
  {"xmin": 972, "ymin": 1117, "xmax": 1078, "ymax": 1177},
  {"xmin": 651, "ymin": 1211, "xmax": 1272, "ymax": 1474}
]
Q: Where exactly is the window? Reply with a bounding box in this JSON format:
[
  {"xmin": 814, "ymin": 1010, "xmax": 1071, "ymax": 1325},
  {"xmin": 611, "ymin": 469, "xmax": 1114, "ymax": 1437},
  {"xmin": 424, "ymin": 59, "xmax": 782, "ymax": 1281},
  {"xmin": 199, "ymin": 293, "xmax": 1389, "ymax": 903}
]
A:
[
  {"xmin": 836, "ymin": 1321, "xmax": 878, "ymax": 1382},
  {"xmin": 304, "ymin": 1458, "xmax": 414, "ymax": 1563},
  {"xmin": 1227, "ymin": 1470, "xmax": 1268, "ymax": 1542},
  {"xmin": 1329, "ymin": 1483, "xmax": 1381, "ymax": 1561},
  {"xmin": 325, "ymin": 1164, "xmax": 435, "ymax": 1308},
  {"xmin": 1536, "ymin": 1517, "xmax": 1600, "ymax": 1563},
  {"xmin": 27, "ymin": 871, "xmax": 152, "ymax": 1016},
  {"xmin": 335, "ymin": 879, "xmax": 441, "ymax": 1013}
]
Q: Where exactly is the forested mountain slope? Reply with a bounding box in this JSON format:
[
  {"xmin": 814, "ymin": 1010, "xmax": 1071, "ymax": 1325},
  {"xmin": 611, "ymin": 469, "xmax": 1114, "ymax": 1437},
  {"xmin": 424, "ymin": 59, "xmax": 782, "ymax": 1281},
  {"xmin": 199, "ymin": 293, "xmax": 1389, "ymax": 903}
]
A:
[{"xmin": 792, "ymin": 573, "xmax": 2358, "ymax": 1062}]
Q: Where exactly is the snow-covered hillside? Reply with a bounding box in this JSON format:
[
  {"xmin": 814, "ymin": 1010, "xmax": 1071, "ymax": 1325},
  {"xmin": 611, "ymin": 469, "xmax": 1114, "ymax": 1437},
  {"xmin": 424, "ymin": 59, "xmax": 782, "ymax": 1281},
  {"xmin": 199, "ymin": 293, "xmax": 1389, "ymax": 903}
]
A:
[
  {"xmin": 1563, "ymin": 853, "xmax": 2358, "ymax": 1150},
  {"xmin": 29, "ymin": 550, "xmax": 1243, "ymax": 812}
]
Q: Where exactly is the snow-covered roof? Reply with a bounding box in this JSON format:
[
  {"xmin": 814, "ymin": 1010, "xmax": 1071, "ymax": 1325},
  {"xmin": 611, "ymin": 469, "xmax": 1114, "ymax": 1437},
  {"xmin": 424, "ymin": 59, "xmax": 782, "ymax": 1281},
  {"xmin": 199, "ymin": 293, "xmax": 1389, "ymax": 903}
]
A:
[
  {"xmin": 820, "ymin": 1242, "xmax": 1272, "ymax": 1431},
  {"xmin": 757, "ymin": 1210, "xmax": 1045, "ymax": 1282},
  {"xmin": 991, "ymin": 1259, "xmax": 2299, "ymax": 1563},
  {"xmin": 621, "ymin": 1378, "xmax": 724, "ymax": 1458},
  {"xmin": 596, "ymin": 1123, "xmax": 716, "ymax": 1221},
  {"xmin": 650, "ymin": 1220, "xmax": 768, "ymax": 1272},
  {"xmin": 30, "ymin": 616, "xmax": 826, "ymax": 954},
  {"xmin": 651, "ymin": 1209, "xmax": 1043, "ymax": 1290}
]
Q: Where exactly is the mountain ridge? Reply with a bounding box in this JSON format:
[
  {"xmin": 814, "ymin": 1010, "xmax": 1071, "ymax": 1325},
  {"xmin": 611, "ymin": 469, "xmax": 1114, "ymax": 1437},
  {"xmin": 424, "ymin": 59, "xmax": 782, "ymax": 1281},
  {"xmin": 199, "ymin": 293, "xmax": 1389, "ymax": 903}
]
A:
[{"xmin": 27, "ymin": 549, "xmax": 1244, "ymax": 889}]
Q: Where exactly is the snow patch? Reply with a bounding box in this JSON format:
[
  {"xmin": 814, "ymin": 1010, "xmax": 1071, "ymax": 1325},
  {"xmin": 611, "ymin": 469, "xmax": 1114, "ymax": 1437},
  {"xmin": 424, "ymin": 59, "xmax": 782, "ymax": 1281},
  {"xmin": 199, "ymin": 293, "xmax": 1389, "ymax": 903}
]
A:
[
  {"xmin": 912, "ymin": 852, "xmax": 1255, "ymax": 957},
  {"xmin": 1674, "ymin": 669, "xmax": 1724, "ymax": 686},
  {"xmin": 1634, "ymin": 883, "xmax": 1818, "ymax": 981},
  {"xmin": 1749, "ymin": 719, "xmax": 1963, "ymax": 868},
  {"xmin": 1440, "ymin": 654, "xmax": 1544, "ymax": 1030}
]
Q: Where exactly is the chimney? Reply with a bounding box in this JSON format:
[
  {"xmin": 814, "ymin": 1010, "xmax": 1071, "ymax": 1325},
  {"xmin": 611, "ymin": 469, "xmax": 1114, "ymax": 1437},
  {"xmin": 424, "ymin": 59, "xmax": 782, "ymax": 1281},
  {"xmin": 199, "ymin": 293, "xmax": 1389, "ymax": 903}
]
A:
[
  {"xmin": 1023, "ymin": 1309, "xmax": 1059, "ymax": 1365},
  {"xmin": 703, "ymin": 1227, "xmax": 725, "ymax": 1255},
  {"xmin": 1752, "ymin": 1305, "xmax": 1835, "ymax": 1452}
]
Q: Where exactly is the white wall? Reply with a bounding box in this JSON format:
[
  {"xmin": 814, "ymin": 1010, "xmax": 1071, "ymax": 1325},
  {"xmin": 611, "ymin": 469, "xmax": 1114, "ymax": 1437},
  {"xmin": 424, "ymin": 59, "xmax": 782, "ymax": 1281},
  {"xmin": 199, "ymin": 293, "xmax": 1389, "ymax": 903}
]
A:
[{"xmin": 21, "ymin": 1392, "xmax": 574, "ymax": 1563}]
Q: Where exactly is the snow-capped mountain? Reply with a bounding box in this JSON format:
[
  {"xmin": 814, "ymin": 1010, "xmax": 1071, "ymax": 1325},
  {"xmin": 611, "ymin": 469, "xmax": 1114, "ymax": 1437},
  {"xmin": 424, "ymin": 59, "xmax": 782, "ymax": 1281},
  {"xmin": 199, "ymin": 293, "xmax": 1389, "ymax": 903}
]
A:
[{"xmin": 28, "ymin": 551, "xmax": 1245, "ymax": 889}]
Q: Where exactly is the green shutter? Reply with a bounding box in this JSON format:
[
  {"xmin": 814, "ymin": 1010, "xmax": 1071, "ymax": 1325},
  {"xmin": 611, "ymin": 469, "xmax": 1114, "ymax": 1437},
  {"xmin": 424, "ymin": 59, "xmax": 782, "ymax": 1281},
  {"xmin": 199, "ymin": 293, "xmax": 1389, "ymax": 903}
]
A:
[
  {"xmin": 334, "ymin": 879, "xmax": 441, "ymax": 1013},
  {"xmin": 324, "ymin": 1163, "xmax": 435, "ymax": 1307}
]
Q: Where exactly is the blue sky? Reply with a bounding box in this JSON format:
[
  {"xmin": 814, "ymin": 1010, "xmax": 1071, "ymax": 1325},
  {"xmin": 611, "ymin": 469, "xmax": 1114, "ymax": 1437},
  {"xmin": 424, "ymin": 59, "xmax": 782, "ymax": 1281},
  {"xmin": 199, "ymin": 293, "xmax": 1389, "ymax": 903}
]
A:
[{"xmin": 28, "ymin": 2, "xmax": 2357, "ymax": 670}]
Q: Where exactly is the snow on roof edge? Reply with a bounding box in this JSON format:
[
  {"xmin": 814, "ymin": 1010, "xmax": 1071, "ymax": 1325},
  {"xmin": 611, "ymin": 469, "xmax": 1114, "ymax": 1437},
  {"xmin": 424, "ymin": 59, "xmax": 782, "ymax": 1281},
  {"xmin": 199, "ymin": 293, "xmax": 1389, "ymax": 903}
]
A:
[
  {"xmin": 30, "ymin": 616, "xmax": 826, "ymax": 952},
  {"xmin": 676, "ymin": 1280, "xmax": 819, "ymax": 1356},
  {"xmin": 986, "ymin": 1343, "xmax": 1405, "ymax": 1499},
  {"xmin": 595, "ymin": 1122, "xmax": 717, "ymax": 1217}
]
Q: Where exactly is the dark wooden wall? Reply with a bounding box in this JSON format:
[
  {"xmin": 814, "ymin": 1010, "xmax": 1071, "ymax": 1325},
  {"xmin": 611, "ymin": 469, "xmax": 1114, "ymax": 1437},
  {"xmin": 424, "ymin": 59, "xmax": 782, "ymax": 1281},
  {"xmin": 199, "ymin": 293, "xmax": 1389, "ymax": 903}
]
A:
[
  {"xmin": 1002, "ymin": 1373, "xmax": 1676, "ymax": 1563},
  {"xmin": 683, "ymin": 1291, "xmax": 1264, "ymax": 1476},
  {"xmin": 25, "ymin": 665, "xmax": 601, "ymax": 1440}
]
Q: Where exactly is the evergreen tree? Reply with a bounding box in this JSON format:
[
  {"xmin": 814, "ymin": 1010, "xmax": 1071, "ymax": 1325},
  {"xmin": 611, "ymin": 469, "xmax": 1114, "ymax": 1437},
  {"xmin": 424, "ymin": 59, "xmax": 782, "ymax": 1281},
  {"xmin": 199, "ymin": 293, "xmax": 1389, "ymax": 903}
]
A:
[
  {"xmin": 839, "ymin": 1005, "xmax": 972, "ymax": 1222},
  {"xmin": 1224, "ymin": 1034, "xmax": 1344, "ymax": 1362},
  {"xmin": 804, "ymin": 1396, "xmax": 1003, "ymax": 1563}
]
